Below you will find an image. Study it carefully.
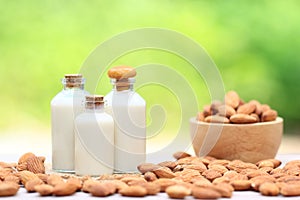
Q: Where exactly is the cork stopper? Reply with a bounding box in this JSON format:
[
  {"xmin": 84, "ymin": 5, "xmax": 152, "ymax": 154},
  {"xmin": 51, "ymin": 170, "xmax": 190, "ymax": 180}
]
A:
[
  {"xmin": 85, "ymin": 95, "xmax": 104, "ymax": 102},
  {"xmin": 107, "ymin": 66, "xmax": 136, "ymax": 80},
  {"xmin": 85, "ymin": 95, "xmax": 104, "ymax": 109},
  {"xmin": 63, "ymin": 74, "xmax": 84, "ymax": 88}
]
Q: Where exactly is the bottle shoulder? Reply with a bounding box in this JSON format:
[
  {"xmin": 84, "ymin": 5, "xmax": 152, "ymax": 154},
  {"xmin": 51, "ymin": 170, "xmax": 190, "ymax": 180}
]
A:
[
  {"xmin": 51, "ymin": 90, "xmax": 88, "ymax": 105},
  {"xmin": 104, "ymin": 91, "xmax": 145, "ymax": 105},
  {"xmin": 75, "ymin": 112, "xmax": 114, "ymax": 122}
]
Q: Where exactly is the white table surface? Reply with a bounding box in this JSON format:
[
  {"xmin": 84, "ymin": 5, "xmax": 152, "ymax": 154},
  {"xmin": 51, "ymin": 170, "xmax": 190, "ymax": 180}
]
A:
[{"xmin": 1, "ymin": 154, "xmax": 300, "ymax": 199}]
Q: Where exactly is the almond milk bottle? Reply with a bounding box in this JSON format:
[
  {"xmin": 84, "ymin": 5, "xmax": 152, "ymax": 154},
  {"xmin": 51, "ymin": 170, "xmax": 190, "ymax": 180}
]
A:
[
  {"xmin": 104, "ymin": 66, "xmax": 146, "ymax": 173},
  {"xmin": 75, "ymin": 95, "xmax": 114, "ymax": 176},
  {"xmin": 51, "ymin": 74, "xmax": 89, "ymax": 172}
]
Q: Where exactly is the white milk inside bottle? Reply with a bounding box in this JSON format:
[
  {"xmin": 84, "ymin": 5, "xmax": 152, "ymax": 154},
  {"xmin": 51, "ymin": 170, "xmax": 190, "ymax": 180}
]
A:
[
  {"xmin": 75, "ymin": 95, "xmax": 114, "ymax": 176},
  {"xmin": 104, "ymin": 66, "xmax": 146, "ymax": 173},
  {"xmin": 51, "ymin": 74, "xmax": 89, "ymax": 172}
]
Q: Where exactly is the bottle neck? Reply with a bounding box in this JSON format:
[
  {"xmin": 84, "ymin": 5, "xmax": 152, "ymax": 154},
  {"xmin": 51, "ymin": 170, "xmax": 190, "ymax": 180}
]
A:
[
  {"xmin": 62, "ymin": 77, "xmax": 85, "ymax": 90},
  {"xmin": 111, "ymin": 78, "xmax": 135, "ymax": 92},
  {"xmin": 85, "ymin": 103, "xmax": 104, "ymax": 112}
]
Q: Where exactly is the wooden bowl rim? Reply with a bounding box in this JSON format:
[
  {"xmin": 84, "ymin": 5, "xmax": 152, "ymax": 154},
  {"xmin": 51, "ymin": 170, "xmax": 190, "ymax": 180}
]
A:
[{"xmin": 190, "ymin": 117, "xmax": 283, "ymax": 127}]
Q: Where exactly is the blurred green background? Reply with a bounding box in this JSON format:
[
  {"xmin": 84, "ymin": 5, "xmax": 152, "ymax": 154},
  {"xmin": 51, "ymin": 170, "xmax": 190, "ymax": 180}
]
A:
[{"xmin": 0, "ymin": 0, "xmax": 300, "ymax": 135}]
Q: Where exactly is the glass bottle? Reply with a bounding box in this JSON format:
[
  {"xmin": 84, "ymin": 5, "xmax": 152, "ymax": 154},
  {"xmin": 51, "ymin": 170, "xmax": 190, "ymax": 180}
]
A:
[
  {"xmin": 51, "ymin": 74, "xmax": 89, "ymax": 172},
  {"xmin": 74, "ymin": 95, "xmax": 114, "ymax": 176},
  {"xmin": 105, "ymin": 66, "xmax": 146, "ymax": 173}
]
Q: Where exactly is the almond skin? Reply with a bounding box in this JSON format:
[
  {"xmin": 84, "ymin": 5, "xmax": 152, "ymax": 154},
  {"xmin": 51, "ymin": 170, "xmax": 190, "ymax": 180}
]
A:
[
  {"xmin": 173, "ymin": 151, "xmax": 191, "ymax": 160},
  {"xmin": 192, "ymin": 187, "xmax": 221, "ymax": 199},
  {"xmin": 18, "ymin": 170, "xmax": 39, "ymax": 185},
  {"xmin": 225, "ymin": 91, "xmax": 240, "ymax": 109},
  {"xmin": 259, "ymin": 182, "xmax": 279, "ymax": 196},
  {"xmin": 166, "ymin": 185, "xmax": 191, "ymax": 199},
  {"xmin": 152, "ymin": 167, "xmax": 176, "ymax": 179},
  {"xmin": 34, "ymin": 184, "xmax": 54, "ymax": 196},
  {"xmin": 137, "ymin": 163, "xmax": 160, "ymax": 174},
  {"xmin": 261, "ymin": 109, "xmax": 277, "ymax": 122},
  {"xmin": 26, "ymin": 156, "xmax": 45, "ymax": 174},
  {"xmin": 196, "ymin": 112, "xmax": 205, "ymax": 121},
  {"xmin": 230, "ymin": 114, "xmax": 257, "ymax": 124},
  {"xmin": 237, "ymin": 103, "xmax": 256, "ymax": 115},
  {"xmin": 18, "ymin": 152, "xmax": 36, "ymax": 165},
  {"xmin": 0, "ymin": 182, "xmax": 19, "ymax": 197},
  {"xmin": 144, "ymin": 172, "xmax": 157, "ymax": 182},
  {"xmin": 88, "ymin": 182, "xmax": 111, "ymax": 197},
  {"xmin": 52, "ymin": 182, "xmax": 77, "ymax": 196},
  {"xmin": 205, "ymin": 115, "xmax": 230, "ymax": 123},
  {"xmin": 217, "ymin": 105, "xmax": 236, "ymax": 117},
  {"xmin": 119, "ymin": 185, "xmax": 147, "ymax": 197},
  {"xmin": 25, "ymin": 178, "xmax": 44, "ymax": 192},
  {"xmin": 231, "ymin": 180, "xmax": 252, "ymax": 191}
]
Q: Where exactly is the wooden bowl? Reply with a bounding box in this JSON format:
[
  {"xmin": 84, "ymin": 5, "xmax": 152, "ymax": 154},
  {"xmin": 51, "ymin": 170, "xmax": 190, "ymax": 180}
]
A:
[{"xmin": 190, "ymin": 117, "xmax": 283, "ymax": 163}]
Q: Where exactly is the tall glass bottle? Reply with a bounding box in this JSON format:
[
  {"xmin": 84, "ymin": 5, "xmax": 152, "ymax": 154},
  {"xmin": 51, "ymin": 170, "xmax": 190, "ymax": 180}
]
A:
[
  {"xmin": 51, "ymin": 74, "xmax": 89, "ymax": 172},
  {"xmin": 105, "ymin": 66, "xmax": 146, "ymax": 173},
  {"xmin": 75, "ymin": 95, "xmax": 114, "ymax": 176}
]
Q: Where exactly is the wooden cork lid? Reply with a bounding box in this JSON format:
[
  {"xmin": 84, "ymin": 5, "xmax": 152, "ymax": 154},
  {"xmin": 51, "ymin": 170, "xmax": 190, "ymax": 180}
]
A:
[
  {"xmin": 85, "ymin": 95, "xmax": 104, "ymax": 102},
  {"xmin": 107, "ymin": 66, "xmax": 136, "ymax": 80},
  {"xmin": 64, "ymin": 74, "xmax": 84, "ymax": 87}
]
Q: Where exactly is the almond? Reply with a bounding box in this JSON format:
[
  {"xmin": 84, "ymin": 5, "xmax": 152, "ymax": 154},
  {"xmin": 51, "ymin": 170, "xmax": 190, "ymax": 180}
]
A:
[
  {"xmin": 47, "ymin": 174, "xmax": 64, "ymax": 186},
  {"xmin": 88, "ymin": 182, "xmax": 112, "ymax": 197},
  {"xmin": 26, "ymin": 156, "xmax": 45, "ymax": 174},
  {"xmin": 237, "ymin": 103, "xmax": 256, "ymax": 114},
  {"xmin": 261, "ymin": 109, "xmax": 277, "ymax": 122},
  {"xmin": 261, "ymin": 104, "xmax": 271, "ymax": 112},
  {"xmin": 144, "ymin": 171, "xmax": 157, "ymax": 182},
  {"xmin": 202, "ymin": 169, "xmax": 222, "ymax": 181},
  {"xmin": 4, "ymin": 175, "xmax": 20, "ymax": 184},
  {"xmin": 205, "ymin": 115, "xmax": 230, "ymax": 123},
  {"xmin": 53, "ymin": 182, "xmax": 77, "ymax": 196},
  {"xmin": 82, "ymin": 179, "xmax": 97, "ymax": 193},
  {"xmin": 34, "ymin": 184, "xmax": 54, "ymax": 196},
  {"xmin": 250, "ymin": 113, "xmax": 260, "ymax": 122},
  {"xmin": 119, "ymin": 185, "xmax": 147, "ymax": 197},
  {"xmin": 110, "ymin": 180, "xmax": 128, "ymax": 192},
  {"xmin": 217, "ymin": 105, "xmax": 236, "ymax": 117},
  {"xmin": 140, "ymin": 182, "xmax": 160, "ymax": 195},
  {"xmin": 230, "ymin": 114, "xmax": 257, "ymax": 124},
  {"xmin": 249, "ymin": 100, "xmax": 263, "ymax": 115},
  {"xmin": 225, "ymin": 91, "xmax": 240, "ymax": 109},
  {"xmin": 166, "ymin": 185, "xmax": 191, "ymax": 199},
  {"xmin": 192, "ymin": 187, "xmax": 221, "ymax": 199},
  {"xmin": 67, "ymin": 177, "xmax": 82, "ymax": 190},
  {"xmin": 196, "ymin": 112, "xmax": 205, "ymax": 121},
  {"xmin": 0, "ymin": 182, "xmax": 19, "ymax": 197},
  {"xmin": 18, "ymin": 152, "xmax": 36, "ymax": 164},
  {"xmin": 158, "ymin": 161, "xmax": 177, "ymax": 170},
  {"xmin": 211, "ymin": 100, "xmax": 222, "ymax": 115},
  {"xmin": 153, "ymin": 178, "xmax": 177, "ymax": 192},
  {"xmin": 231, "ymin": 180, "xmax": 251, "ymax": 190},
  {"xmin": 37, "ymin": 173, "xmax": 48, "ymax": 183},
  {"xmin": 280, "ymin": 184, "xmax": 300, "ymax": 196},
  {"xmin": 211, "ymin": 183, "xmax": 234, "ymax": 198},
  {"xmin": 152, "ymin": 167, "xmax": 175, "ymax": 178},
  {"xmin": 259, "ymin": 182, "xmax": 279, "ymax": 196},
  {"xmin": 203, "ymin": 105, "xmax": 212, "ymax": 117},
  {"xmin": 173, "ymin": 151, "xmax": 191, "ymax": 160},
  {"xmin": 25, "ymin": 178, "xmax": 44, "ymax": 192},
  {"xmin": 137, "ymin": 163, "xmax": 160, "ymax": 174},
  {"xmin": 18, "ymin": 170, "xmax": 39, "ymax": 185},
  {"xmin": 16, "ymin": 162, "xmax": 27, "ymax": 171}
]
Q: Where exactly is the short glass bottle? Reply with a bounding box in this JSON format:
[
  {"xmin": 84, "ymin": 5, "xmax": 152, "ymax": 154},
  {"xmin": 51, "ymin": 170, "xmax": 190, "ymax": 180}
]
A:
[
  {"xmin": 105, "ymin": 77, "xmax": 146, "ymax": 173},
  {"xmin": 51, "ymin": 74, "xmax": 89, "ymax": 173},
  {"xmin": 75, "ymin": 95, "xmax": 114, "ymax": 176}
]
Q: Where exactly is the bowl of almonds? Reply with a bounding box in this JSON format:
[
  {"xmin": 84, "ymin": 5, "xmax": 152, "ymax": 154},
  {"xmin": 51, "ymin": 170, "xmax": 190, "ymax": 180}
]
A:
[{"xmin": 190, "ymin": 91, "xmax": 283, "ymax": 163}]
